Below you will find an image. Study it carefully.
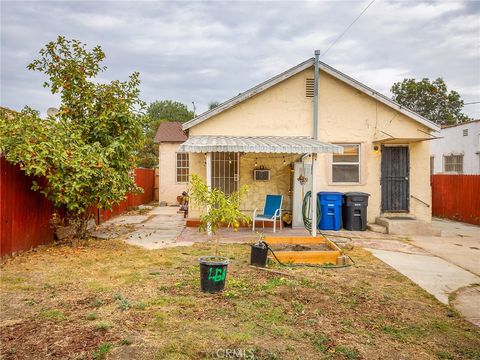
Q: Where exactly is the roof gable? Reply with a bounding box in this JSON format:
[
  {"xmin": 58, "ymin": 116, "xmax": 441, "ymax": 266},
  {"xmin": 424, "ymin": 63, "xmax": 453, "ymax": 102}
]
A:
[
  {"xmin": 183, "ymin": 59, "xmax": 440, "ymax": 132},
  {"xmin": 441, "ymin": 119, "xmax": 480, "ymax": 129},
  {"xmin": 154, "ymin": 121, "xmax": 187, "ymax": 143}
]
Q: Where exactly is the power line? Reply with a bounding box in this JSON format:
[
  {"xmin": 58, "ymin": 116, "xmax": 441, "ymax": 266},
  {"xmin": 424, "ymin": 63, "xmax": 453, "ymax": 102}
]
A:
[
  {"xmin": 464, "ymin": 101, "xmax": 480, "ymax": 105},
  {"xmin": 322, "ymin": 0, "xmax": 376, "ymax": 58}
]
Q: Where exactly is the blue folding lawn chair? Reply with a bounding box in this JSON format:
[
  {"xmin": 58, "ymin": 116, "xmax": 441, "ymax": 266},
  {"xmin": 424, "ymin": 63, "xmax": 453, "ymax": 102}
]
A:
[{"xmin": 252, "ymin": 194, "xmax": 283, "ymax": 233}]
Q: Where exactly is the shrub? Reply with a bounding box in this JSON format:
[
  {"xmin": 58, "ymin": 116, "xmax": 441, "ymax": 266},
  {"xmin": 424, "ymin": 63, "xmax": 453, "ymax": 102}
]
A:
[{"xmin": 0, "ymin": 36, "xmax": 145, "ymax": 238}]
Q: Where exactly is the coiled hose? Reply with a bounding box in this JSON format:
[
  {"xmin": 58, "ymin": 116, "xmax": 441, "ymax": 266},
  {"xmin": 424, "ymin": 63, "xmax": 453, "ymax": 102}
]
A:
[{"xmin": 302, "ymin": 191, "xmax": 321, "ymax": 232}]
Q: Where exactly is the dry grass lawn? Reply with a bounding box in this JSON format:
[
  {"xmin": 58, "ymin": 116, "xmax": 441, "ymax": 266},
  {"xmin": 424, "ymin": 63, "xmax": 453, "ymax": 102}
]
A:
[{"xmin": 1, "ymin": 239, "xmax": 479, "ymax": 359}]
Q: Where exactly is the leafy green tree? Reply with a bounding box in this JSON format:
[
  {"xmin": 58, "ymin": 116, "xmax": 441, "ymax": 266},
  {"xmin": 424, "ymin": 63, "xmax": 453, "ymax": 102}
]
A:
[
  {"xmin": 147, "ymin": 100, "xmax": 194, "ymax": 122},
  {"xmin": 208, "ymin": 100, "xmax": 220, "ymax": 110},
  {"xmin": 137, "ymin": 100, "xmax": 194, "ymax": 168},
  {"xmin": 391, "ymin": 78, "xmax": 471, "ymax": 125},
  {"xmin": 0, "ymin": 36, "xmax": 145, "ymax": 238}
]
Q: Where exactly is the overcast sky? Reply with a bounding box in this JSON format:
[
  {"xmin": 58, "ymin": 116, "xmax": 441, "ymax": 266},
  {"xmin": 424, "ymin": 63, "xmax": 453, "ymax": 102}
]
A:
[{"xmin": 1, "ymin": 0, "xmax": 479, "ymax": 118}]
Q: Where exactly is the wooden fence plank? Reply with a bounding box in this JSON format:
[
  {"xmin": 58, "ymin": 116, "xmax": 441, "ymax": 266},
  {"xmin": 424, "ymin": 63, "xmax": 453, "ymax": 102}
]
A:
[{"xmin": 431, "ymin": 174, "xmax": 480, "ymax": 225}]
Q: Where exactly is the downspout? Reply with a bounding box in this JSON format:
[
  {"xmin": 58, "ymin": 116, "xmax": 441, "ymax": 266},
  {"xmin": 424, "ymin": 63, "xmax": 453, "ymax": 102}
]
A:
[
  {"xmin": 313, "ymin": 49, "xmax": 320, "ymax": 140},
  {"xmin": 311, "ymin": 50, "xmax": 320, "ymax": 237}
]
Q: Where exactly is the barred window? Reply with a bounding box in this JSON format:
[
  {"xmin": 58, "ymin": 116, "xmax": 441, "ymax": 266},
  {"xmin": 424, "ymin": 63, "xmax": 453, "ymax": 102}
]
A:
[
  {"xmin": 211, "ymin": 152, "xmax": 239, "ymax": 195},
  {"xmin": 332, "ymin": 144, "xmax": 360, "ymax": 183},
  {"xmin": 444, "ymin": 155, "xmax": 463, "ymax": 173},
  {"xmin": 176, "ymin": 153, "xmax": 189, "ymax": 183}
]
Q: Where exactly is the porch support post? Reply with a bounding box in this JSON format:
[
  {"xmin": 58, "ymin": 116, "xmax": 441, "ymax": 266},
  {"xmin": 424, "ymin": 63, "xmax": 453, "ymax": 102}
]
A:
[
  {"xmin": 206, "ymin": 152, "xmax": 212, "ymax": 235},
  {"xmin": 311, "ymin": 153, "xmax": 317, "ymax": 237}
]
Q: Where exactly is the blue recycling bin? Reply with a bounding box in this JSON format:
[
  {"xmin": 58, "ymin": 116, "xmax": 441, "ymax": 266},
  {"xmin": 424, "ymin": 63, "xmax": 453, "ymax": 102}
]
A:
[{"xmin": 317, "ymin": 192, "xmax": 343, "ymax": 230}]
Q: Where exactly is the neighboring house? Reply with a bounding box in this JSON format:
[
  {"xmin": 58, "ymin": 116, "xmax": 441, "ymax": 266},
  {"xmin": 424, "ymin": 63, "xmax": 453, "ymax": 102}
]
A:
[
  {"xmin": 163, "ymin": 56, "xmax": 440, "ymax": 229},
  {"xmin": 154, "ymin": 121, "xmax": 188, "ymax": 204},
  {"xmin": 430, "ymin": 120, "xmax": 480, "ymax": 174}
]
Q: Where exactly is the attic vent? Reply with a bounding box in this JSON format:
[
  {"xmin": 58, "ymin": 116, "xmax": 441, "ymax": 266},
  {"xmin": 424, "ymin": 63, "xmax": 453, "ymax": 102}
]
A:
[
  {"xmin": 463, "ymin": 129, "xmax": 468, "ymax": 136},
  {"xmin": 306, "ymin": 78, "xmax": 315, "ymax": 98}
]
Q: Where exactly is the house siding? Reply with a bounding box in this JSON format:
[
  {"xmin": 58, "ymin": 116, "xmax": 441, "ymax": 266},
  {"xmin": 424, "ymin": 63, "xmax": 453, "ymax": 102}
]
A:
[
  {"xmin": 158, "ymin": 142, "xmax": 188, "ymax": 204},
  {"xmin": 430, "ymin": 121, "xmax": 480, "ymax": 174}
]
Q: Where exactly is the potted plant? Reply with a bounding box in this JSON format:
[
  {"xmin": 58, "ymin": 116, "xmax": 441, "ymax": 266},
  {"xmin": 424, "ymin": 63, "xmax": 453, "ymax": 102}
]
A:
[{"xmin": 189, "ymin": 174, "xmax": 250, "ymax": 293}]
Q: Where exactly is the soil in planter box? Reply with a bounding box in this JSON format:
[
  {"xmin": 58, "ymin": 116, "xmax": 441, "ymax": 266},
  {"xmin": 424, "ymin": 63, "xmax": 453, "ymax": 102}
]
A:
[{"xmin": 270, "ymin": 244, "xmax": 332, "ymax": 252}]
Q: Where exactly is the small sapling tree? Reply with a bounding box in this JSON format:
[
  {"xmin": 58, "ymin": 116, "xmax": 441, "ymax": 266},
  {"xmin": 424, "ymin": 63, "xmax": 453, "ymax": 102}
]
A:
[
  {"xmin": 189, "ymin": 174, "xmax": 250, "ymax": 259},
  {"xmin": 0, "ymin": 36, "xmax": 145, "ymax": 238}
]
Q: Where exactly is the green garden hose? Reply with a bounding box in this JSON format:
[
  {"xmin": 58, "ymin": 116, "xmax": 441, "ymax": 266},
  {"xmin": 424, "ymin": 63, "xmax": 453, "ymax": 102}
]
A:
[{"xmin": 302, "ymin": 191, "xmax": 321, "ymax": 232}]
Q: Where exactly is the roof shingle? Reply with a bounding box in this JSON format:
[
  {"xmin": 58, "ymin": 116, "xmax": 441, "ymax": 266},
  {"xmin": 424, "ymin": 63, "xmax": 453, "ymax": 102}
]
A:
[{"xmin": 154, "ymin": 121, "xmax": 187, "ymax": 143}]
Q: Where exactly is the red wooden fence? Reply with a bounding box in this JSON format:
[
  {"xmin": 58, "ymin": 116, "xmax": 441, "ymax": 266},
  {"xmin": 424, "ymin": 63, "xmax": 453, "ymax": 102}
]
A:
[
  {"xmin": 431, "ymin": 174, "xmax": 480, "ymax": 225},
  {"xmin": 96, "ymin": 168, "xmax": 155, "ymax": 223},
  {"xmin": 1, "ymin": 157, "xmax": 156, "ymax": 258},
  {"xmin": 0, "ymin": 157, "xmax": 54, "ymax": 257}
]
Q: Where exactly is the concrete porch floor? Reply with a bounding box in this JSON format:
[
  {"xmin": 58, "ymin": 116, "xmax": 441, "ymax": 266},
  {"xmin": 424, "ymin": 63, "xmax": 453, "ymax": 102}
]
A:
[{"xmin": 176, "ymin": 224, "xmax": 408, "ymax": 245}]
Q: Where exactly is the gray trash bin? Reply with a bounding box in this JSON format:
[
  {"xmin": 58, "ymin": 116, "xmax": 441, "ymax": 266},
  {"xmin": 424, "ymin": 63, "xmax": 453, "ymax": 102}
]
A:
[{"xmin": 342, "ymin": 192, "xmax": 370, "ymax": 231}]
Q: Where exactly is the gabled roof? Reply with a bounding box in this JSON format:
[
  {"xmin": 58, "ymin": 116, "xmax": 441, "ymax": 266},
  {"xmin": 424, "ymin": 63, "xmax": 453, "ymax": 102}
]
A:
[
  {"xmin": 154, "ymin": 121, "xmax": 187, "ymax": 143},
  {"xmin": 182, "ymin": 58, "xmax": 441, "ymax": 132}
]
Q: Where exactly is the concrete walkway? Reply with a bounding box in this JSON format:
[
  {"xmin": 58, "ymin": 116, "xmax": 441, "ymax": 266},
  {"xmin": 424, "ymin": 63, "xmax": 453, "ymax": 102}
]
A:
[
  {"xmin": 367, "ymin": 248, "xmax": 479, "ymax": 304},
  {"xmin": 365, "ymin": 218, "xmax": 480, "ymax": 327},
  {"xmin": 92, "ymin": 206, "xmax": 188, "ymax": 249},
  {"xmin": 410, "ymin": 218, "xmax": 480, "ymax": 276},
  {"xmin": 124, "ymin": 206, "xmax": 188, "ymax": 249}
]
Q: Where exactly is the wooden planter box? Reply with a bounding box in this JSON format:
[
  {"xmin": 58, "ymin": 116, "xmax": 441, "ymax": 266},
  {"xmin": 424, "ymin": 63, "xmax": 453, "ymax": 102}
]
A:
[{"xmin": 264, "ymin": 236, "xmax": 342, "ymax": 265}]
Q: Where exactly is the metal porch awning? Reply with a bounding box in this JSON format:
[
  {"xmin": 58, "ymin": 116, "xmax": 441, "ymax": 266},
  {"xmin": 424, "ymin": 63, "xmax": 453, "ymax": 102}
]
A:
[{"xmin": 178, "ymin": 136, "xmax": 343, "ymax": 154}]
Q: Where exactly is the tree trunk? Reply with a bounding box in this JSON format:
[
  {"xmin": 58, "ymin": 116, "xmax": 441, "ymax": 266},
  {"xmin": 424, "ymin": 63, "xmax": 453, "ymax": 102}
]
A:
[{"xmin": 215, "ymin": 233, "xmax": 220, "ymax": 261}]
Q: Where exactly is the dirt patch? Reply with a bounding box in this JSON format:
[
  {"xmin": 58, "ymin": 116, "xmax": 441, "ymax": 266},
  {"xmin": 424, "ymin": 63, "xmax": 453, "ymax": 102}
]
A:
[
  {"xmin": 270, "ymin": 243, "xmax": 333, "ymax": 251},
  {"xmin": 1, "ymin": 319, "xmax": 118, "ymax": 359}
]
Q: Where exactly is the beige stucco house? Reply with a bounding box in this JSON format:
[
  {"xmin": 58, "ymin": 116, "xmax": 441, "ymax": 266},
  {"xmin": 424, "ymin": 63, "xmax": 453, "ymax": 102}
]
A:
[{"xmin": 160, "ymin": 55, "xmax": 440, "ymax": 234}]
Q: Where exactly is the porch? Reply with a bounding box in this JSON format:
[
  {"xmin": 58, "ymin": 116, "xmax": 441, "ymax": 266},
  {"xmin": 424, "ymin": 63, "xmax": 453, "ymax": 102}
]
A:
[
  {"xmin": 179, "ymin": 135, "xmax": 343, "ymax": 236},
  {"xmin": 176, "ymin": 222, "xmax": 402, "ymax": 245}
]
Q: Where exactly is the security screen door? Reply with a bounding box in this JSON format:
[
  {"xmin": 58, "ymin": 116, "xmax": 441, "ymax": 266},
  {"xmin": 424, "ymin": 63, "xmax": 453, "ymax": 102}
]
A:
[
  {"xmin": 381, "ymin": 146, "xmax": 409, "ymax": 212},
  {"xmin": 211, "ymin": 152, "xmax": 239, "ymax": 195}
]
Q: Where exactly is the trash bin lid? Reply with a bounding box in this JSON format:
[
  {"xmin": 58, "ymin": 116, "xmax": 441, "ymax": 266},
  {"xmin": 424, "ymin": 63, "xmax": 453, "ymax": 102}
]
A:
[
  {"xmin": 344, "ymin": 192, "xmax": 370, "ymax": 197},
  {"xmin": 318, "ymin": 191, "xmax": 343, "ymax": 196}
]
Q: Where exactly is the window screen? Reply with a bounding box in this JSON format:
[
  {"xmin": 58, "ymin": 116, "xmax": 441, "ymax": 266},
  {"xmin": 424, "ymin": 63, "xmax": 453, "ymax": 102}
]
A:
[
  {"xmin": 332, "ymin": 144, "xmax": 360, "ymax": 183},
  {"xmin": 444, "ymin": 155, "xmax": 463, "ymax": 173}
]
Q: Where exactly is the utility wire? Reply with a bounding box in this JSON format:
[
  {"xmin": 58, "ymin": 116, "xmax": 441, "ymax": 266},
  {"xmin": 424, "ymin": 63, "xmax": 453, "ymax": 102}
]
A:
[
  {"xmin": 464, "ymin": 101, "xmax": 480, "ymax": 105},
  {"xmin": 322, "ymin": 0, "xmax": 376, "ymax": 58}
]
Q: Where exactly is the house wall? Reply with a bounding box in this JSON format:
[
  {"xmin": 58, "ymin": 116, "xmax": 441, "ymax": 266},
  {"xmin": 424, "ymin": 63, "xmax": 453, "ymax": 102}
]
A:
[
  {"xmin": 188, "ymin": 154, "xmax": 298, "ymax": 216},
  {"xmin": 430, "ymin": 121, "xmax": 480, "ymax": 174},
  {"xmin": 239, "ymin": 154, "xmax": 299, "ymax": 212},
  {"xmin": 188, "ymin": 67, "xmax": 434, "ymax": 223},
  {"xmin": 158, "ymin": 142, "xmax": 188, "ymax": 204}
]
